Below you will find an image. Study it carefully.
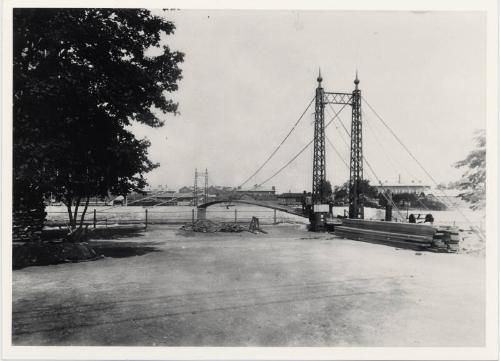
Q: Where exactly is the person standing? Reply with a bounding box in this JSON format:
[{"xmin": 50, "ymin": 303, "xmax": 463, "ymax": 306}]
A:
[{"xmin": 301, "ymin": 190, "xmax": 307, "ymax": 214}]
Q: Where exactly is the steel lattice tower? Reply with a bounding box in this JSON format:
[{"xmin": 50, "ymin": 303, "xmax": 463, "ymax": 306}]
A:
[
  {"xmin": 204, "ymin": 168, "xmax": 208, "ymax": 204},
  {"xmin": 194, "ymin": 168, "xmax": 209, "ymax": 206},
  {"xmin": 312, "ymin": 70, "xmax": 326, "ymax": 204},
  {"xmin": 349, "ymin": 72, "xmax": 364, "ymax": 219},
  {"xmin": 193, "ymin": 168, "xmax": 198, "ymax": 207},
  {"xmin": 310, "ymin": 70, "xmax": 364, "ymax": 218}
]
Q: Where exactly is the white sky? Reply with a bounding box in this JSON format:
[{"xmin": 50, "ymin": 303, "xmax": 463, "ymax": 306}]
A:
[{"xmin": 130, "ymin": 10, "xmax": 486, "ymax": 192}]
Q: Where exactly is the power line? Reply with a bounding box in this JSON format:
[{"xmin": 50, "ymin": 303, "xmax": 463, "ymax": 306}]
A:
[{"xmin": 238, "ymin": 95, "xmax": 315, "ymax": 188}]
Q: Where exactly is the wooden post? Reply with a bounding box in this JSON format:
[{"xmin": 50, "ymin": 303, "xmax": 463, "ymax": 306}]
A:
[
  {"xmin": 274, "ymin": 209, "xmax": 277, "ymax": 224},
  {"xmin": 234, "ymin": 209, "xmax": 237, "ymax": 223},
  {"xmin": 192, "ymin": 208, "xmax": 195, "ymax": 225},
  {"xmin": 105, "ymin": 218, "xmax": 108, "ymax": 228},
  {"xmin": 93, "ymin": 209, "xmax": 96, "ymax": 229},
  {"xmin": 145, "ymin": 208, "xmax": 148, "ymax": 229}
]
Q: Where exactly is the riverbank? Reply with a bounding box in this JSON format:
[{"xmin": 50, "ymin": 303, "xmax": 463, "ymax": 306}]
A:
[{"xmin": 12, "ymin": 224, "xmax": 484, "ymax": 346}]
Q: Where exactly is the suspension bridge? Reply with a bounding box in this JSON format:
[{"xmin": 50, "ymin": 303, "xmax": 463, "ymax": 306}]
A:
[
  {"xmin": 193, "ymin": 71, "xmax": 426, "ymax": 221},
  {"xmin": 80, "ymin": 69, "xmax": 481, "ymax": 249},
  {"xmin": 182, "ymin": 69, "xmax": 480, "ymax": 250}
]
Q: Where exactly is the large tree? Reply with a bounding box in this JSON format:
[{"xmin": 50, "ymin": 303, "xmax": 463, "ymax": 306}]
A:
[
  {"xmin": 454, "ymin": 129, "xmax": 486, "ymax": 210},
  {"xmin": 334, "ymin": 179, "xmax": 378, "ymax": 202},
  {"xmin": 13, "ymin": 9, "xmax": 183, "ymax": 236}
]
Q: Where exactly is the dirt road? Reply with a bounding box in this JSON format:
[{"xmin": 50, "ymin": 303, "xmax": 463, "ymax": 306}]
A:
[{"xmin": 12, "ymin": 224, "xmax": 485, "ymax": 346}]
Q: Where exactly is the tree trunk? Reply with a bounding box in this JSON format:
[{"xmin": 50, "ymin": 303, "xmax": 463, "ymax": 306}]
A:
[
  {"xmin": 64, "ymin": 199, "xmax": 74, "ymax": 228},
  {"xmin": 78, "ymin": 196, "xmax": 90, "ymax": 229},
  {"xmin": 72, "ymin": 196, "xmax": 81, "ymax": 229}
]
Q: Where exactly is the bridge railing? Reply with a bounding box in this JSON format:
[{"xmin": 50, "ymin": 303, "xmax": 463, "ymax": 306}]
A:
[{"xmin": 44, "ymin": 206, "xmax": 307, "ymax": 229}]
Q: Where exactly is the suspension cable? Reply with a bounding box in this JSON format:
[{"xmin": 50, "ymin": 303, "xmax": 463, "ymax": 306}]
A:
[
  {"xmin": 325, "ymin": 106, "xmax": 350, "ymax": 149},
  {"xmin": 327, "ymin": 103, "xmax": 351, "ymax": 137},
  {"xmin": 362, "ymin": 96, "xmax": 456, "ymax": 210},
  {"xmin": 326, "ymin": 135, "xmax": 349, "ymax": 169},
  {"xmin": 362, "ymin": 96, "xmax": 483, "ymax": 236},
  {"xmin": 325, "ymin": 102, "xmax": 406, "ymax": 218},
  {"xmin": 257, "ymin": 103, "xmax": 350, "ymax": 186},
  {"xmin": 238, "ymin": 96, "xmax": 315, "ymax": 188},
  {"xmin": 364, "ymin": 156, "xmax": 406, "ymax": 220},
  {"xmin": 362, "ymin": 109, "xmax": 430, "ymax": 212}
]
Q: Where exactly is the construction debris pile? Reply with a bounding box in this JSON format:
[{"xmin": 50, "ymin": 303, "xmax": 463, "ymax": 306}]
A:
[{"xmin": 181, "ymin": 220, "xmax": 245, "ymax": 233}]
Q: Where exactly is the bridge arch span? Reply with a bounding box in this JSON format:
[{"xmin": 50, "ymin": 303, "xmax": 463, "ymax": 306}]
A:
[{"xmin": 197, "ymin": 199, "xmax": 307, "ymax": 218}]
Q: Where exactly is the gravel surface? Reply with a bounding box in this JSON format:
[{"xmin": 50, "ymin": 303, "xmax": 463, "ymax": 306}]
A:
[{"xmin": 12, "ymin": 224, "xmax": 485, "ymax": 346}]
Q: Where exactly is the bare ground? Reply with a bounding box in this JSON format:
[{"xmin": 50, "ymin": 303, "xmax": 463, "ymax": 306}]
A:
[{"xmin": 12, "ymin": 224, "xmax": 485, "ymax": 346}]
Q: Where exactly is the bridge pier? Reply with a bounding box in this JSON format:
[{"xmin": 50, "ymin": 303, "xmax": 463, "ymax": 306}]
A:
[{"xmin": 197, "ymin": 208, "xmax": 206, "ymax": 220}]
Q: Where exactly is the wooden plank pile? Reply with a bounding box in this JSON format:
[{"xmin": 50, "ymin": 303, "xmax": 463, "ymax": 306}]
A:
[
  {"xmin": 432, "ymin": 225, "xmax": 460, "ymax": 252},
  {"xmin": 335, "ymin": 219, "xmax": 459, "ymax": 253}
]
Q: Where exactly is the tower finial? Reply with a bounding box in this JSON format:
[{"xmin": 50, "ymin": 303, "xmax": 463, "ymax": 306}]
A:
[
  {"xmin": 354, "ymin": 69, "xmax": 360, "ymax": 89},
  {"xmin": 317, "ymin": 67, "xmax": 323, "ymax": 84}
]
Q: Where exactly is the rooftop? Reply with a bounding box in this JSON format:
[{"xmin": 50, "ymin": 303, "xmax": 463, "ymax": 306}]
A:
[{"xmin": 236, "ymin": 185, "xmax": 275, "ymax": 193}]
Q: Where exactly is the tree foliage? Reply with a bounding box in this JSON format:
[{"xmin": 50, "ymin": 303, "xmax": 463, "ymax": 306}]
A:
[
  {"xmin": 333, "ymin": 179, "xmax": 378, "ymax": 203},
  {"xmin": 320, "ymin": 180, "xmax": 333, "ymax": 200},
  {"xmin": 13, "ymin": 9, "xmax": 183, "ymax": 233},
  {"xmin": 378, "ymin": 192, "xmax": 446, "ymax": 211},
  {"xmin": 454, "ymin": 129, "xmax": 486, "ymax": 210}
]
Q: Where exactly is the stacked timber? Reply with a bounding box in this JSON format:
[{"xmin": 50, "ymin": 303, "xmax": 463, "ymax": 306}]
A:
[
  {"xmin": 432, "ymin": 226, "xmax": 460, "ymax": 252},
  {"xmin": 335, "ymin": 219, "xmax": 458, "ymax": 253}
]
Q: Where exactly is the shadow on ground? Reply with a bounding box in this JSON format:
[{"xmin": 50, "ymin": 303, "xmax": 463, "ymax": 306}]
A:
[
  {"xmin": 14, "ymin": 227, "xmax": 160, "ymax": 269},
  {"xmin": 90, "ymin": 241, "xmax": 162, "ymax": 258},
  {"xmin": 41, "ymin": 226, "xmax": 146, "ymax": 241}
]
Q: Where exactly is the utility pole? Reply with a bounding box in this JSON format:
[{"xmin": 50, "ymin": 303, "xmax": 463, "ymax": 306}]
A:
[{"xmin": 349, "ymin": 71, "xmax": 364, "ymax": 219}]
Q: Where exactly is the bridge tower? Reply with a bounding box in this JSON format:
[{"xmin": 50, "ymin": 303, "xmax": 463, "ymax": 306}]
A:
[
  {"xmin": 193, "ymin": 168, "xmax": 199, "ymax": 207},
  {"xmin": 349, "ymin": 72, "xmax": 364, "ymax": 219},
  {"xmin": 312, "ymin": 70, "xmax": 326, "ymax": 204},
  {"xmin": 193, "ymin": 168, "xmax": 209, "ymax": 206},
  {"xmin": 310, "ymin": 70, "xmax": 364, "ymax": 220},
  {"xmin": 204, "ymin": 168, "xmax": 208, "ymax": 204}
]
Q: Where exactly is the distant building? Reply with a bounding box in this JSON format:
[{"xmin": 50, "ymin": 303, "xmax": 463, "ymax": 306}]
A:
[
  {"xmin": 374, "ymin": 183, "xmax": 431, "ymax": 195},
  {"xmin": 277, "ymin": 192, "xmax": 304, "ymax": 206},
  {"xmin": 111, "ymin": 195, "xmax": 126, "ymax": 206},
  {"xmin": 236, "ymin": 185, "xmax": 276, "ymax": 200}
]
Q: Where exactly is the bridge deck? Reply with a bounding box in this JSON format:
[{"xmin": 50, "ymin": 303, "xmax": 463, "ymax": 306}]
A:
[{"xmin": 197, "ymin": 199, "xmax": 307, "ymax": 218}]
